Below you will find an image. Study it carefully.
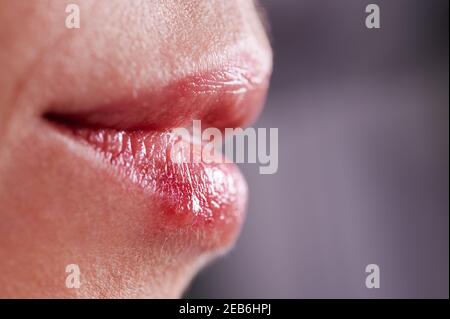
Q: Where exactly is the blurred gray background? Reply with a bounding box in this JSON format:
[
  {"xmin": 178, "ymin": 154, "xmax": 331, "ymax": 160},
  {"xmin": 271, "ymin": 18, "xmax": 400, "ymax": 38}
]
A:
[{"xmin": 186, "ymin": 0, "xmax": 449, "ymax": 298}]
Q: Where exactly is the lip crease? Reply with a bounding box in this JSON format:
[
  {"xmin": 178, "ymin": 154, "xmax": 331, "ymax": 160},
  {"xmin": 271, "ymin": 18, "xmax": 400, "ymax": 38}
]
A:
[
  {"xmin": 45, "ymin": 63, "xmax": 270, "ymax": 131},
  {"xmin": 45, "ymin": 60, "xmax": 270, "ymax": 246}
]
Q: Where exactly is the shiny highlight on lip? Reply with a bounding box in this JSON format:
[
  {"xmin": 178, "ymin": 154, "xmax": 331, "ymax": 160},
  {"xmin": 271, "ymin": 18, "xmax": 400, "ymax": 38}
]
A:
[{"xmin": 69, "ymin": 127, "xmax": 247, "ymax": 229}]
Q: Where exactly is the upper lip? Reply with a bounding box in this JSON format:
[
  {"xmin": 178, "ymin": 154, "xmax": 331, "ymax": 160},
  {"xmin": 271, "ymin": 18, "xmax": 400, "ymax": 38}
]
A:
[{"xmin": 44, "ymin": 60, "xmax": 271, "ymax": 132}]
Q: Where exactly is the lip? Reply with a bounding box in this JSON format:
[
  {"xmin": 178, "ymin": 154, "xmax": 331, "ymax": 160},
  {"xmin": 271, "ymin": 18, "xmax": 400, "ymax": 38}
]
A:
[
  {"xmin": 45, "ymin": 62, "xmax": 270, "ymax": 131},
  {"xmin": 45, "ymin": 60, "xmax": 270, "ymax": 247}
]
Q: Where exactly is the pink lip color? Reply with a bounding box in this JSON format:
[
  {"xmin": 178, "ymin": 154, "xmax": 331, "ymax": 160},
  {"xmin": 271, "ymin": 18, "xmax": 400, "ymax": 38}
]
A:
[
  {"xmin": 46, "ymin": 63, "xmax": 270, "ymax": 131},
  {"xmin": 69, "ymin": 128, "xmax": 247, "ymax": 229},
  {"xmin": 46, "ymin": 62, "xmax": 270, "ymax": 245}
]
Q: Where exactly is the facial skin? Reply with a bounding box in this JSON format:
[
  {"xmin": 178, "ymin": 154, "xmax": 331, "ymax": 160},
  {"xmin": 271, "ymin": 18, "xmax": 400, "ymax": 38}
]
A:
[{"xmin": 0, "ymin": 0, "xmax": 271, "ymax": 298}]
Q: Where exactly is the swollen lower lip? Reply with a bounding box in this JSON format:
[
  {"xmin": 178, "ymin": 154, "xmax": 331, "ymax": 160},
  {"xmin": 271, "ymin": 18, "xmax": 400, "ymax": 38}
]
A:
[{"xmin": 70, "ymin": 126, "xmax": 247, "ymax": 229}]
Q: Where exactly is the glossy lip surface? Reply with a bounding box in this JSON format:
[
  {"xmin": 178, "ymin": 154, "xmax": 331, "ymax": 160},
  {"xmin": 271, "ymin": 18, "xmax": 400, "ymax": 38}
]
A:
[
  {"xmin": 66, "ymin": 128, "xmax": 248, "ymax": 228},
  {"xmin": 46, "ymin": 63, "xmax": 269, "ymax": 131},
  {"xmin": 46, "ymin": 61, "xmax": 270, "ymax": 242}
]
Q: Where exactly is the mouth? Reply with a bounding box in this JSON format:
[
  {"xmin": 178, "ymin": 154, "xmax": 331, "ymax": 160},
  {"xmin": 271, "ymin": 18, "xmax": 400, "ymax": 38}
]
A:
[{"xmin": 43, "ymin": 58, "xmax": 271, "ymax": 248}]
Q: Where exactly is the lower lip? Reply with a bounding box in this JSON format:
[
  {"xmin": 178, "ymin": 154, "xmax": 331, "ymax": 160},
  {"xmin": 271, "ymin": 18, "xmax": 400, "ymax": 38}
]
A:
[{"xmin": 65, "ymin": 125, "xmax": 248, "ymax": 233}]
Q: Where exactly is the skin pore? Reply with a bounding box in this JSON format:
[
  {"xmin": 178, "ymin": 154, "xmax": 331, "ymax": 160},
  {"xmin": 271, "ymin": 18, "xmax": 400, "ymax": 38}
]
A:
[{"xmin": 0, "ymin": 0, "xmax": 271, "ymax": 298}]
